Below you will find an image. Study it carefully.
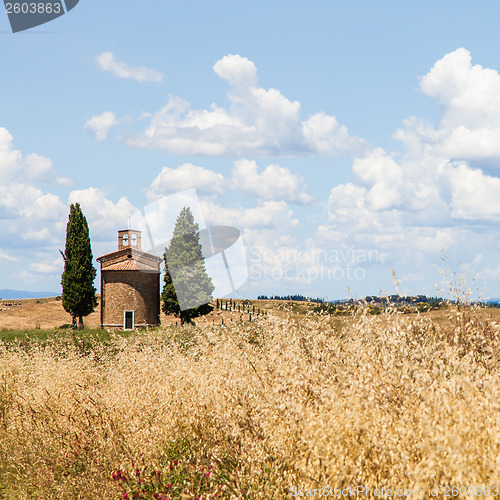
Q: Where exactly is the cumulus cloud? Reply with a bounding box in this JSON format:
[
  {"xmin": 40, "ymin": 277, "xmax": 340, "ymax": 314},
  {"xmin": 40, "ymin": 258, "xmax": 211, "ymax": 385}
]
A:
[
  {"xmin": 148, "ymin": 163, "xmax": 225, "ymax": 200},
  {"xmin": 95, "ymin": 52, "xmax": 164, "ymax": 83},
  {"xmin": 419, "ymin": 48, "xmax": 500, "ymax": 127},
  {"xmin": 316, "ymin": 49, "xmax": 500, "ymax": 295},
  {"xmin": 22, "ymin": 227, "xmax": 55, "ymax": 242},
  {"xmin": 197, "ymin": 196, "xmax": 308, "ymax": 294},
  {"xmin": 326, "ymin": 49, "xmax": 500, "ymax": 226},
  {"xmin": 84, "ymin": 111, "xmax": 118, "ymax": 141},
  {"xmin": 68, "ymin": 187, "xmax": 136, "ymax": 238},
  {"xmin": 13, "ymin": 255, "xmax": 64, "ymax": 284},
  {"xmin": 322, "ymin": 151, "xmax": 500, "ymax": 252},
  {"xmin": 0, "ymin": 128, "xmax": 22, "ymax": 184},
  {"xmin": 351, "ymin": 149, "xmax": 405, "ymax": 211},
  {"xmin": 395, "ymin": 48, "xmax": 500, "ymax": 163},
  {"xmin": 213, "ymin": 54, "xmax": 258, "ymax": 88},
  {"xmin": 0, "ymin": 250, "xmax": 18, "ymax": 262},
  {"xmin": 30, "ymin": 258, "xmax": 63, "ymax": 275},
  {"xmin": 1, "ymin": 130, "xmax": 69, "ymax": 189},
  {"xmin": 230, "ymin": 159, "xmax": 316, "ymax": 205},
  {"xmin": 0, "ymin": 128, "xmax": 142, "ymax": 290},
  {"xmin": 0, "ymin": 183, "xmax": 65, "ymax": 221},
  {"xmin": 0, "ymin": 129, "xmax": 76, "ymax": 290},
  {"xmin": 0, "ymin": 129, "xmax": 66, "ymax": 221},
  {"xmin": 240, "ymin": 201, "xmax": 299, "ymax": 229},
  {"xmin": 24, "ymin": 153, "xmax": 55, "ymax": 182},
  {"xmin": 446, "ymin": 162, "xmax": 500, "ymax": 221},
  {"xmin": 200, "ymin": 198, "xmax": 299, "ymax": 230},
  {"xmin": 98, "ymin": 53, "xmax": 365, "ymax": 157},
  {"xmin": 303, "ymin": 112, "xmax": 364, "ymax": 155},
  {"xmin": 146, "ymin": 159, "xmax": 315, "ymax": 205}
]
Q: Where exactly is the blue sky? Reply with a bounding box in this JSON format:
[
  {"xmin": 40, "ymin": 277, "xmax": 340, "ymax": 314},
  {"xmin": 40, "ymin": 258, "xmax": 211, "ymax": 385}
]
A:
[{"xmin": 1, "ymin": 0, "xmax": 499, "ymax": 300}]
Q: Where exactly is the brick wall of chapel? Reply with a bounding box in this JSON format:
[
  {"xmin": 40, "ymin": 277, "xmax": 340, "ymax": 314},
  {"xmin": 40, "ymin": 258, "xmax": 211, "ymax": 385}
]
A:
[{"xmin": 102, "ymin": 271, "xmax": 160, "ymax": 326}]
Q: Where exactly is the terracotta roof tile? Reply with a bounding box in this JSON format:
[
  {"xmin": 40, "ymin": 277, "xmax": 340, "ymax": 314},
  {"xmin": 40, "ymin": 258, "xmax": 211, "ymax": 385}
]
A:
[
  {"xmin": 97, "ymin": 248, "xmax": 161, "ymax": 261},
  {"xmin": 104, "ymin": 260, "xmax": 160, "ymax": 271}
]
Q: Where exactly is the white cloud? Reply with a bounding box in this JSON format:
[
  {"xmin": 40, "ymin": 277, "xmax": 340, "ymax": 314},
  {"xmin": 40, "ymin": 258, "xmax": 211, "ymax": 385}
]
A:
[
  {"xmin": 30, "ymin": 258, "xmax": 63, "ymax": 275},
  {"xmin": 231, "ymin": 159, "xmax": 316, "ymax": 205},
  {"xmin": 0, "ymin": 128, "xmax": 22, "ymax": 184},
  {"xmin": 303, "ymin": 112, "xmax": 365, "ymax": 155},
  {"xmin": 0, "ymin": 128, "xmax": 142, "ymax": 291},
  {"xmin": 55, "ymin": 176, "xmax": 75, "ymax": 187},
  {"xmin": 24, "ymin": 153, "xmax": 55, "ymax": 182},
  {"xmin": 24, "ymin": 153, "xmax": 75, "ymax": 187},
  {"xmin": 314, "ymin": 48, "xmax": 500, "ymax": 295},
  {"xmin": 200, "ymin": 199, "xmax": 298, "ymax": 230},
  {"xmin": 84, "ymin": 111, "xmax": 118, "ymax": 141},
  {"xmin": 352, "ymin": 148, "xmax": 405, "ymax": 211},
  {"xmin": 195, "ymin": 194, "xmax": 309, "ymax": 295},
  {"xmin": 95, "ymin": 52, "xmax": 164, "ymax": 83},
  {"xmin": 213, "ymin": 54, "xmax": 258, "ymax": 88},
  {"xmin": 15, "ymin": 270, "xmax": 39, "ymax": 285},
  {"xmin": 242, "ymin": 200, "xmax": 299, "ymax": 229},
  {"xmin": 0, "ymin": 131, "xmax": 73, "ymax": 188},
  {"xmin": 13, "ymin": 255, "xmax": 64, "ymax": 285},
  {"xmin": 28, "ymin": 191, "xmax": 66, "ymax": 220},
  {"xmin": 325, "ymin": 50, "xmax": 500, "ymax": 234},
  {"xmin": 148, "ymin": 163, "xmax": 225, "ymax": 200},
  {"xmin": 395, "ymin": 48, "xmax": 500, "ymax": 163},
  {"xmin": 22, "ymin": 227, "xmax": 55, "ymax": 242},
  {"xmin": 0, "ymin": 130, "xmax": 66, "ymax": 222},
  {"xmin": 0, "ymin": 129, "xmax": 71, "ymax": 290},
  {"xmin": 420, "ymin": 48, "xmax": 500, "ymax": 128},
  {"xmin": 68, "ymin": 187, "xmax": 136, "ymax": 238},
  {"xmin": 446, "ymin": 162, "xmax": 500, "ymax": 221},
  {"xmin": 0, "ymin": 183, "xmax": 66, "ymax": 220},
  {"xmin": 99, "ymin": 54, "xmax": 365, "ymax": 157},
  {"xmin": 0, "ymin": 250, "xmax": 18, "ymax": 262},
  {"xmin": 146, "ymin": 159, "xmax": 315, "ymax": 205}
]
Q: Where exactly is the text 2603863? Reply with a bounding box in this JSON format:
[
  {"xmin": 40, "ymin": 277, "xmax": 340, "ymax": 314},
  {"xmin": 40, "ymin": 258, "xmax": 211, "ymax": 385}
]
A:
[{"xmin": 5, "ymin": 2, "xmax": 62, "ymax": 15}]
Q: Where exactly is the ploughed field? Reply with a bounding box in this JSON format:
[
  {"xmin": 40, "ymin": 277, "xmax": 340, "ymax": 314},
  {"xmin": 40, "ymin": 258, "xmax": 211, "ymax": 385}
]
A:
[{"xmin": 1, "ymin": 300, "xmax": 500, "ymax": 498}]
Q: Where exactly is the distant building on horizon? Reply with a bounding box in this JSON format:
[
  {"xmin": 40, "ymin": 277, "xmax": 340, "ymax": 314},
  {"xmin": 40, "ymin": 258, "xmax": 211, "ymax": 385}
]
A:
[{"xmin": 96, "ymin": 230, "xmax": 161, "ymax": 330}]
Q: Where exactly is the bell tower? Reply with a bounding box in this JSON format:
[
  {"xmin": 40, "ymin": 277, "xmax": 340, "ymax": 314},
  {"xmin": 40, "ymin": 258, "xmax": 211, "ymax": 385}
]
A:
[{"xmin": 118, "ymin": 229, "xmax": 142, "ymax": 251}]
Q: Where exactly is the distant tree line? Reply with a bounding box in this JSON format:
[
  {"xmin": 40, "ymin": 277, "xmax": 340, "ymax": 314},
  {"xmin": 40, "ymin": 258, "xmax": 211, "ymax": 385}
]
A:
[
  {"xmin": 314, "ymin": 294, "xmax": 500, "ymax": 316},
  {"xmin": 363, "ymin": 295, "xmax": 445, "ymax": 308},
  {"xmin": 257, "ymin": 294, "xmax": 324, "ymax": 303}
]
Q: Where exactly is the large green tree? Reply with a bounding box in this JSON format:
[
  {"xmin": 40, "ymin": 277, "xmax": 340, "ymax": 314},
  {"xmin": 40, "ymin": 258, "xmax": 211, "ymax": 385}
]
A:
[
  {"xmin": 61, "ymin": 203, "xmax": 97, "ymax": 329},
  {"xmin": 161, "ymin": 207, "xmax": 214, "ymax": 325}
]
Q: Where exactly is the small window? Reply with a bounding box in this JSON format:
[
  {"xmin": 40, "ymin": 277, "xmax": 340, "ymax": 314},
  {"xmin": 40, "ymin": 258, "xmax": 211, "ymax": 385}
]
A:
[{"xmin": 131, "ymin": 234, "xmax": 137, "ymax": 246}]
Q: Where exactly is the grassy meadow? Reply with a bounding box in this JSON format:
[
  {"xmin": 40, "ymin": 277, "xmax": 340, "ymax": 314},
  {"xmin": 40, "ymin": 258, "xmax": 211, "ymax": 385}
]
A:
[{"xmin": 1, "ymin": 302, "xmax": 500, "ymax": 498}]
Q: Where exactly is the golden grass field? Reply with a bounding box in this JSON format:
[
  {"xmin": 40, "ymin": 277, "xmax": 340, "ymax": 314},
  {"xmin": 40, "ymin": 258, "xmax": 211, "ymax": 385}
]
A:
[
  {"xmin": 1, "ymin": 300, "xmax": 500, "ymax": 498},
  {"xmin": 0, "ymin": 297, "xmax": 270, "ymax": 330}
]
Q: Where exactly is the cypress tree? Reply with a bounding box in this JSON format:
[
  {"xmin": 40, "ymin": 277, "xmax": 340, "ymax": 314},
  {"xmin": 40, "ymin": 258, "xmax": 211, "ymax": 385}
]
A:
[
  {"xmin": 161, "ymin": 207, "xmax": 214, "ymax": 325},
  {"xmin": 61, "ymin": 203, "xmax": 97, "ymax": 329}
]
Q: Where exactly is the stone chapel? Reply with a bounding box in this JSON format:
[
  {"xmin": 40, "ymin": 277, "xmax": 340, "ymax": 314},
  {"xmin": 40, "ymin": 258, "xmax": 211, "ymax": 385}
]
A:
[{"xmin": 96, "ymin": 230, "xmax": 162, "ymax": 329}]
